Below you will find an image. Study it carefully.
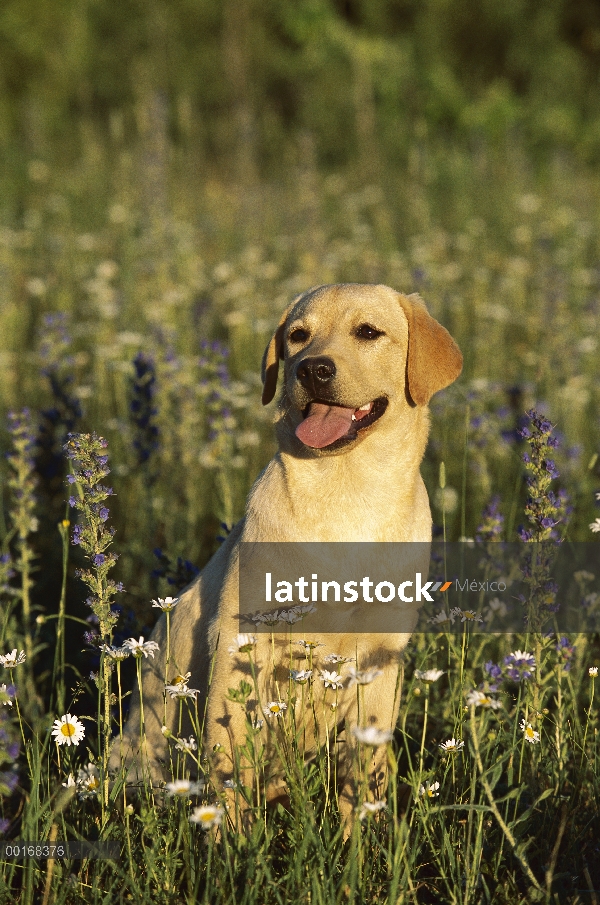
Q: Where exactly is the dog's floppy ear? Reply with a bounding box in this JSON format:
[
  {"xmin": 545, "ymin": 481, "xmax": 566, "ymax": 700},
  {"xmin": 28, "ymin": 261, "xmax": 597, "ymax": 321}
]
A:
[
  {"xmin": 398, "ymin": 293, "xmax": 463, "ymax": 405},
  {"xmin": 261, "ymin": 307, "xmax": 291, "ymax": 405}
]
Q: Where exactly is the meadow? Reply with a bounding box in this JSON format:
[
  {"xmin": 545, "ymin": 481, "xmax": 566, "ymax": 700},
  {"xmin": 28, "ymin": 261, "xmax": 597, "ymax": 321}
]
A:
[{"xmin": 1, "ymin": 134, "xmax": 600, "ymax": 904}]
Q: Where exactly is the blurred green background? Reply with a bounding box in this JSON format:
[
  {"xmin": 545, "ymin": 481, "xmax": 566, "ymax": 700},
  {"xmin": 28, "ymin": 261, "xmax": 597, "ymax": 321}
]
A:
[{"xmin": 2, "ymin": 0, "xmax": 600, "ymax": 189}]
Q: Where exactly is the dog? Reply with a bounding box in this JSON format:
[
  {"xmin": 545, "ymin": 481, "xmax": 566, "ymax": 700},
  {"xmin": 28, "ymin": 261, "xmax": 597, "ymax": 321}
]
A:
[{"xmin": 111, "ymin": 283, "xmax": 462, "ymax": 825}]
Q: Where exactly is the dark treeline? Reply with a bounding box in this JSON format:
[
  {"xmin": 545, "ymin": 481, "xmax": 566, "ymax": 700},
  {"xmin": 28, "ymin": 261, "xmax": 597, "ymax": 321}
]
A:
[{"xmin": 1, "ymin": 0, "xmax": 600, "ymax": 184}]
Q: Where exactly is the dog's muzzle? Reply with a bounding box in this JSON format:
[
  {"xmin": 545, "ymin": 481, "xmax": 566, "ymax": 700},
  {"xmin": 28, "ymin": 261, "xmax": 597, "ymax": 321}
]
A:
[{"xmin": 295, "ymin": 357, "xmax": 336, "ymax": 395}]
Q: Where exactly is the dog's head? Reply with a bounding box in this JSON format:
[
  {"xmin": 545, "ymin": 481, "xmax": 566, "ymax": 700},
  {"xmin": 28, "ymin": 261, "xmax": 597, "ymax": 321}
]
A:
[{"xmin": 261, "ymin": 283, "xmax": 462, "ymax": 455}]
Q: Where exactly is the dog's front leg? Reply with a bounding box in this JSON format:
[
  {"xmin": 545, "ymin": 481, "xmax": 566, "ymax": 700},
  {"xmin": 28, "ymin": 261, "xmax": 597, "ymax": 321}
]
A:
[{"xmin": 337, "ymin": 667, "xmax": 402, "ymax": 834}]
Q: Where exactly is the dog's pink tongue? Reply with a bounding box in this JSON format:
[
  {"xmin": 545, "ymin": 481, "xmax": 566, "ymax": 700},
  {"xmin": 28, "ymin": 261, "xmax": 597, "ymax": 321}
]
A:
[{"xmin": 295, "ymin": 402, "xmax": 354, "ymax": 449}]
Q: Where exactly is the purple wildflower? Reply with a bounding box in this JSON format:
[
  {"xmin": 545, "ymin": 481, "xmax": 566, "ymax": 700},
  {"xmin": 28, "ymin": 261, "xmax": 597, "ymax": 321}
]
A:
[
  {"xmin": 64, "ymin": 433, "xmax": 123, "ymax": 640},
  {"xmin": 483, "ymin": 660, "xmax": 503, "ymax": 691},
  {"xmin": 476, "ymin": 496, "xmax": 504, "ymax": 542},
  {"xmin": 555, "ymin": 636, "xmax": 575, "ymax": 671},
  {"xmin": 129, "ymin": 352, "xmax": 160, "ymax": 475},
  {"xmin": 503, "ymin": 650, "xmax": 536, "ymax": 681},
  {"xmin": 83, "ymin": 630, "xmax": 100, "ymax": 647}
]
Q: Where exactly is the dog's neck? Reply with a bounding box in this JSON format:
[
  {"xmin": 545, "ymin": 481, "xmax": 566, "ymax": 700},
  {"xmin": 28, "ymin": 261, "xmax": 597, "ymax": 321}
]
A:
[{"xmin": 244, "ymin": 404, "xmax": 431, "ymax": 543}]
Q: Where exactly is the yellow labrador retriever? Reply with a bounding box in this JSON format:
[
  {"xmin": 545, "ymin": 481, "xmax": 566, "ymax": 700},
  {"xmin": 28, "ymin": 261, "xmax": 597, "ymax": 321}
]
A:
[{"xmin": 111, "ymin": 283, "xmax": 462, "ymax": 823}]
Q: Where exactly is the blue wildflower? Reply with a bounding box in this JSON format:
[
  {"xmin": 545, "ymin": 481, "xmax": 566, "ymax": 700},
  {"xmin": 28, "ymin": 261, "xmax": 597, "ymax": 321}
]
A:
[
  {"xmin": 129, "ymin": 352, "xmax": 160, "ymax": 475},
  {"xmin": 555, "ymin": 636, "xmax": 575, "ymax": 671},
  {"xmin": 64, "ymin": 433, "xmax": 123, "ymax": 640},
  {"xmin": 476, "ymin": 496, "xmax": 504, "ymax": 542}
]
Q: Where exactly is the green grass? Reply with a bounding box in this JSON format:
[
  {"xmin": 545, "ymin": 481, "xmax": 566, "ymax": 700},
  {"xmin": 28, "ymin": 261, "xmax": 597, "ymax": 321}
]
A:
[{"xmin": 0, "ymin": 138, "xmax": 600, "ymax": 903}]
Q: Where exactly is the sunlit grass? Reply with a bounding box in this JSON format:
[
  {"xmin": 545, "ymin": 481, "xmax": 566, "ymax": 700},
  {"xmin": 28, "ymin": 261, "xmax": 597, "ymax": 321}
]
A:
[{"xmin": 0, "ymin": 141, "xmax": 599, "ymax": 903}]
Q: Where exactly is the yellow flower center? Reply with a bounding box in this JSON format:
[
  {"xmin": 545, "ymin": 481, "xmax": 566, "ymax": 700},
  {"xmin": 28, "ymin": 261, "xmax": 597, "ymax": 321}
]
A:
[{"xmin": 61, "ymin": 723, "xmax": 76, "ymax": 737}]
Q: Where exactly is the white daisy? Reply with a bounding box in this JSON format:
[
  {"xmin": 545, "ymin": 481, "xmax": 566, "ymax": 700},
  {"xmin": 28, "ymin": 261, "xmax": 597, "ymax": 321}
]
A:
[
  {"xmin": 189, "ymin": 805, "xmax": 224, "ymax": 829},
  {"xmin": 252, "ymin": 717, "xmax": 264, "ymax": 730},
  {"xmin": 252, "ymin": 610, "xmax": 284, "ymax": 627},
  {"xmin": 164, "ymin": 683, "xmax": 200, "ymax": 700},
  {"xmin": 62, "ymin": 774, "xmax": 76, "ymax": 788},
  {"xmin": 0, "ymin": 649, "xmax": 26, "ymax": 668},
  {"xmin": 507, "ymin": 650, "xmax": 535, "ymax": 666},
  {"xmin": 414, "ymin": 669, "xmax": 445, "ymax": 683},
  {"xmin": 520, "ymin": 719, "xmax": 540, "ymax": 744},
  {"xmin": 358, "ymin": 800, "xmax": 387, "ymax": 820},
  {"xmin": 278, "ymin": 609, "xmax": 303, "ymax": 625},
  {"xmin": 296, "ymin": 639, "xmax": 325, "ymax": 651},
  {"xmin": 290, "ymin": 669, "xmax": 312, "ymax": 684},
  {"xmin": 1, "ymin": 684, "xmax": 14, "ymax": 706},
  {"xmin": 419, "ymin": 781, "xmax": 440, "ymax": 798},
  {"xmin": 427, "ymin": 610, "xmax": 456, "ymax": 627},
  {"xmin": 347, "ymin": 667, "xmax": 383, "ymax": 687},
  {"xmin": 320, "ymin": 670, "xmax": 344, "ymax": 690},
  {"xmin": 589, "ymin": 667, "xmax": 598, "ymax": 677},
  {"xmin": 174, "ymin": 735, "xmax": 197, "ymax": 753},
  {"xmin": 151, "ymin": 597, "xmax": 180, "ymax": 611},
  {"xmin": 290, "ymin": 603, "xmax": 317, "ymax": 617},
  {"xmin": 262, "ymin": 701, "xmax": 287, "ymax": 718},
  {"xmin": 228, "ymin": 633, "xmax": 257, "ymax": 655},
  {"xmin": 100, "ymin": 644, "xmax": 130, "ymax": 661},
  {"xmin": 484, "ymin": 597, "xmax": 508, "ymax": 618},
  {"xmin": 122, "ymin": 637, "xmax": 160, "ymax": 658},
  {"xmin": 439, "ymin": 738, "xmax": 464, "ymax": 753},
  {"xmin": 589, "ymin": 518, "xmax": 600, "ymax": 533},
  {"xmin": 451, "ymin": 607, "xmax": 483, "ymax": 623},
  {"xmin": 352, "ymin": 726, "xmax": 393, "ymax": 746},
  {"xmin": 165, "ymin": 779, "xmax": 205, "ymax": 797},
  {"xmin": 466, "ymin": 689, "xmax": 502, "ymax": 710},
  {"xmin": 77, "ymin": 762, "xmax": 100, "ymax": 799},
  {"xmin": 323, "ymin": 653, "xmax": 355, "ymax": 665},
  {"xmin": 51, "ymin": 714, "xmax": 86, "ymax": 747},
  {"xmin": 223, "ymin": 779, "xmax": 239, "ymax": 790}
]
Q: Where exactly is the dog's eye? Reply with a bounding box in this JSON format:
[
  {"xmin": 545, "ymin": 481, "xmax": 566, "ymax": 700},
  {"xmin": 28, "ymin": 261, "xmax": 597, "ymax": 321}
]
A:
[
  {"xmin": 289, "ymin": 328, "xmax": 309, "ymax": 343},
  {"xmin": 356, "ymin": 324, "xmax": 384, "ymax": 340}
]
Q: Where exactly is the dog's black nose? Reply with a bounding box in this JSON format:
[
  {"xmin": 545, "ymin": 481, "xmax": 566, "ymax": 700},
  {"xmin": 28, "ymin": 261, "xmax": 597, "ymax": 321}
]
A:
[{"xmin": 296, "ymin": 357, "xmax": 336, "ymax": 391}]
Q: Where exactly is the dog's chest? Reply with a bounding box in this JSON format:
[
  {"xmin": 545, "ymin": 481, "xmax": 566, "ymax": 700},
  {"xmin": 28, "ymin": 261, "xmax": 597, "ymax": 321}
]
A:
[{"xmin": 246, "ymin": 454, "xmax": 429, "ymax": 543}]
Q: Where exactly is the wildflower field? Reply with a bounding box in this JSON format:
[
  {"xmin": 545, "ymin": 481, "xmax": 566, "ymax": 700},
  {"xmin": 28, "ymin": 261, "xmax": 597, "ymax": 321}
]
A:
[
  {"xmin": 2, "ymin": 3, "xmax": 600, "ymax": 899},
  {"xmin": 0, "ymin": 140, "xmax": 599, "ymax": 904}
]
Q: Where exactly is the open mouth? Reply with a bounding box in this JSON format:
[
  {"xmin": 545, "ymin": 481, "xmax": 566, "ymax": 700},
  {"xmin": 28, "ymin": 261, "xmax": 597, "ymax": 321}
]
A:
[{"xmin": 295, "ymin": 397, "xmax": 388, "ymax": 449}]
